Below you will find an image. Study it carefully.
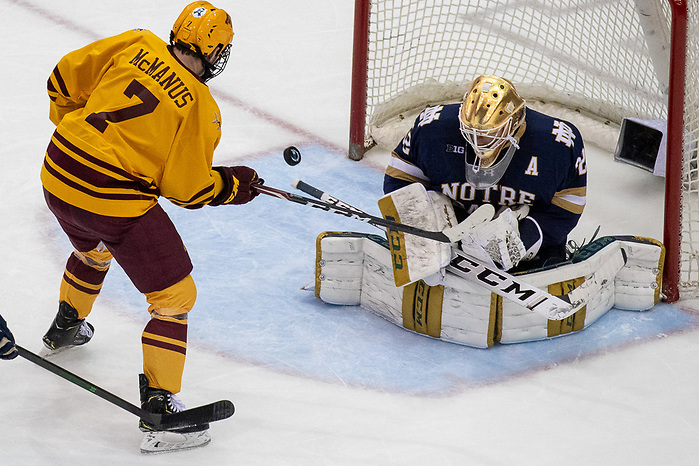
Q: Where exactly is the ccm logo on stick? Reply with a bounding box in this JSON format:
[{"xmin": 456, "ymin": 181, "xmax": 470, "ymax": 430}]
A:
[{"xmin": 450, "ymin": 255, "xmax": 539, "ymax": 303}]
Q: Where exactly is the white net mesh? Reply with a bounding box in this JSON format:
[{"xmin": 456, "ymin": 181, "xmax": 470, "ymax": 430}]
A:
[
  {"xmin": 361, "ymin": 0, "xmax": 699, "ymax": 295},
  {"xmin": 365, "ymin": 0, "xmax": 671, "ymax": 150}
]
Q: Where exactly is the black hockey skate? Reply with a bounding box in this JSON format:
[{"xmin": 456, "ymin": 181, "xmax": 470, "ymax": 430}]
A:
[
  {"xmin": 42, "ymin": 301, "xmax": 94, "ymax": 351},
  {"xmin": 138, "ymin": 373, "xmax": 211, "ymax": 454}
]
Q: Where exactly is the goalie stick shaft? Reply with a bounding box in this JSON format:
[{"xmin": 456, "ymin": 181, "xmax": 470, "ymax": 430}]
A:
[
  {"xmin": 16, "ymin": 345, "xmax": 234, "ymax": 429},
  {"xmin": 291, "ymin": 179, "xmax": 582, "ymax": 320},
  {"xmin": 292, "ymin": 179, "xmax": 362, "ymax": 215}
]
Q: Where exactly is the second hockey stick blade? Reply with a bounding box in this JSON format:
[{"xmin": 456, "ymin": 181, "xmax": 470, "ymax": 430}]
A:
[{"xmin": 154, "ymin": 400, "xmax": 235, "ymax": 430}]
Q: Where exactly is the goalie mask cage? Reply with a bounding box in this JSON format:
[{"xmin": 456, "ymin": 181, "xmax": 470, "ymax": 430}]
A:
[{"xmin": 348, "ymin": 0, "xmax": 698, "ymax": 302}]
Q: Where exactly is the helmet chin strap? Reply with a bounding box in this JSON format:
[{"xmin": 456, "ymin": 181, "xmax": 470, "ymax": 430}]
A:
[{"xmin": 472, "ymin": 155, "xmax": 483, "ymax": 173}]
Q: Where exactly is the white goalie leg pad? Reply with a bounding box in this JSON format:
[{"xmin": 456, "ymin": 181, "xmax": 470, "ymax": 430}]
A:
[
  {"xmin": 359, "ymin": 238, "xmax": 405, "ymax": 326},
  {"xmin": 315, "ymin": 232, "xmax": 404, "ymax": 324},
  {"xmin": 614, "ymin": 237, "xmax": 664, "ymax": 310},
  {"xmin": 315, "ymin": 232, "xmax": 495, "ymax": 346},
  {"xmin": 440, "ymin": 272, "xmax": 498, "ymax": 348},
  {"xmin": 498, "ymin": 239, "xmax": 624, "ymax": 344},
  {"xmin": 378, "ymin": 183, "xmax": 457, "ymax": 286},
  {"xmin": 315, "ymin": 232, "xmax": 663, "ymax": 349},
  {"xmin": 315, "ymin": 232, "xmax": 375, "ymax": 305}
]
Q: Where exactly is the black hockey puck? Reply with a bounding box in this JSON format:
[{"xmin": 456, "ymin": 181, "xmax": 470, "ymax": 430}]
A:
[{"xmin": 283, "ymin": 146, "xmax": 301, "ymax": 166}]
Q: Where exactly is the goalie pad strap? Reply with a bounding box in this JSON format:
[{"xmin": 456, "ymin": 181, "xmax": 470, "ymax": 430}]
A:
[
  {"xmin": 547, "ymin": 277, "xmax": 587, "ymax": 337},
  {"xmin": 402, "ymin": 281, "xmax": 444, "ymax": 338}
]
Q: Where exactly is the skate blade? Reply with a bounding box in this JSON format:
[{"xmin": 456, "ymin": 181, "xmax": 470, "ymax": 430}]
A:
[
  {"xmin": 38, "ymin": 344, "xmax": 70, "ymax": 357},
  {"xmin": 140, "ymin": 430, "xmax": 211, "ymax": 454}
]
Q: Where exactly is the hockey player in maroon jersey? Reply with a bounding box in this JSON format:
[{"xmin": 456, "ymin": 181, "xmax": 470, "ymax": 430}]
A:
[
  {"xmin": 384, "ymin": 75, "xmax": 587, "ymax": 272},
  {"xmin": 40, "ymin": 2, "xmax": 256, "ymax": 452}
]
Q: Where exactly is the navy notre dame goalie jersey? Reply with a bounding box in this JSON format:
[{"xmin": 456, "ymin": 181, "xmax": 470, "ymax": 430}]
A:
[{"xmin": 384, "ymin": 103, "xmax": 587, "ymax": 255}]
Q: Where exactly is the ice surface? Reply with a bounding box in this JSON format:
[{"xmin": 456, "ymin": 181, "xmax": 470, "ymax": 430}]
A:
[{"xmin": 2, "ymin": 1, "xmax": 699, "ymax": 465}]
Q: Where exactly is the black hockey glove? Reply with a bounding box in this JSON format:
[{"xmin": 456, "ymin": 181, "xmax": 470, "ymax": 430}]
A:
[
  {"xmin": 210, "ymin": 166, "xmax": 263, "ymax": 206},
  {"xmin": 0, "ymin": 314, "xmax": 18, "ymax": 360}
]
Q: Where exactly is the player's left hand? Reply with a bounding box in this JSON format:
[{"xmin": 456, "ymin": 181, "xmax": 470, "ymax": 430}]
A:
[{"xmin": 0, "ymin": 314, "xmax": 18, "ymax": 360}]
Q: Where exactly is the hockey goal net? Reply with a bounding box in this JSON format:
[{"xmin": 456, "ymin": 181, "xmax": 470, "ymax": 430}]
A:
[{"xmin": 348, "ymin": 0, "xmax": 699, "ymax": 302}]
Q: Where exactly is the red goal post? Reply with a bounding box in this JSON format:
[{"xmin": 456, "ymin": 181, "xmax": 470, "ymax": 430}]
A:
[{"xmin": 348, "ymin": 0, "xmax": 698, "ymax": 302}]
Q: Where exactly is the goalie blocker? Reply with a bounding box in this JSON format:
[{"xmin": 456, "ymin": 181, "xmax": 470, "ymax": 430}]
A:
[{"xmin": 313, "ymin": 232, "xmax": 664, "ymax": 348}]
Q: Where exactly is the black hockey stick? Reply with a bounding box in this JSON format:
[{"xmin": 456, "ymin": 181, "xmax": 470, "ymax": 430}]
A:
[{"xmin": 16, "ymin": 345, "xmax": 234, "ymax": 430}]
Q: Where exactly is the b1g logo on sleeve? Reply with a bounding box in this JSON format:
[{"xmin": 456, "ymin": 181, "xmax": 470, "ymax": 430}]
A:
[{"xmin": 446, "ymin": 144, "xmax": 465, "ymax": 155}]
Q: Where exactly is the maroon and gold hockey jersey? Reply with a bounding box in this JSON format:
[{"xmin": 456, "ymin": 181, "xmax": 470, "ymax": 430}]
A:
[{"xmin": 42, "ymin": 29, "xmax": 225, "ymax": 217}]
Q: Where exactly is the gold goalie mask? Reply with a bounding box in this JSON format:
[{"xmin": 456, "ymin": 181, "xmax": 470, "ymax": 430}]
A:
[{"xmin": 459, "ymin": 75, "xmax": 526, "ymax": 188}]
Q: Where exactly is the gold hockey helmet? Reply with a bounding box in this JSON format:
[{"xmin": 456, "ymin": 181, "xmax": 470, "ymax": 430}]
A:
[
  {"xmin": 170, "ymin": 2, "xmax": 234, "ymax": 81},
  {"xmin": 459, "ymin": 75, "xmax": 526, "ymax": 161}
]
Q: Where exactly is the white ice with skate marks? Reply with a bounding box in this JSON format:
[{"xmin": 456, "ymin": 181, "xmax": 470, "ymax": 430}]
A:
[{"xmin": 3, "ymin": 1, "xmax": 699, "ymax": 464}]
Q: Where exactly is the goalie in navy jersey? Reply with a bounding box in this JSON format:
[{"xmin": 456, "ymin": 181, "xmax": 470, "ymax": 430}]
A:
[{"xmin": 383, "ymin": 75, "xmax": 587, "ymax": 271}]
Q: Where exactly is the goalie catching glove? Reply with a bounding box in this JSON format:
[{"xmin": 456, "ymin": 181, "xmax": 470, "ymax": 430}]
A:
[
  {"xmin": 210, "ymin": 166, "xmax": 262, "ymax": 206},
  {"xmin": 460, "ymin": 206, "xmax": 528, "ymax": 271}
]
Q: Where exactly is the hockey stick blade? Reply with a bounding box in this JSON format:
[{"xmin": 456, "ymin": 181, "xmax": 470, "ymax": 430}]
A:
[
  {"xmin": 155, "ymin": 400, "xmax": 235, "ymax": 430},
  {"xmin": 17, "ymin": 345, "xmax": 234, "ymax": 429}
]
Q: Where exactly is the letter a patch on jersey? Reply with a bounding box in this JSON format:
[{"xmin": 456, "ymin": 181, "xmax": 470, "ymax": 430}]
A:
[{"xmin": 525, "ymin": 156, "xmax": 539, "ymax": 176}]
